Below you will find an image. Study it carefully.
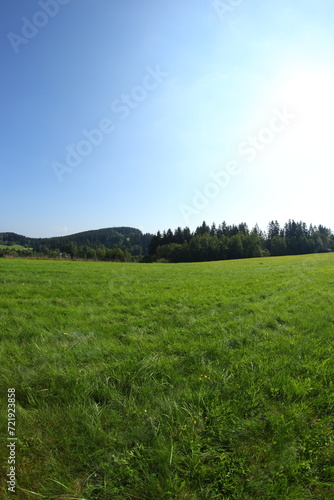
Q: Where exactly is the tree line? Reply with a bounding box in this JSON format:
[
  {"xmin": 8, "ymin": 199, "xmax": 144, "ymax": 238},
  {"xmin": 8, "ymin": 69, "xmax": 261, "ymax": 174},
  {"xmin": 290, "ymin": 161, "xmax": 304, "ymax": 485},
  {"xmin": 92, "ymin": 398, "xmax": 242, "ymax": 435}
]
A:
[
  {"xmin": 1, "ymin": 220, "xmax": 333, "ymax": 262},
  {"xmin": 148, "ymin": 220, "xmax": 334, "ymax": 262}
]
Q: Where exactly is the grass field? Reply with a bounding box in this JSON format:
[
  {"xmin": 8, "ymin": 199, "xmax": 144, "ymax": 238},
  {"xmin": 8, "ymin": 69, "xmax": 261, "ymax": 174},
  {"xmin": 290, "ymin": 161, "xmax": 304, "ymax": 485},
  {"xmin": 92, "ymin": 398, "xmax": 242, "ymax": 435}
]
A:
[
  {"xmin": 1, "ymin": 254, "xmax": 334, "ymax": 499},
  {"xmin": 0, "ymin": 244, "xmax": 31, "ymax": 251}
]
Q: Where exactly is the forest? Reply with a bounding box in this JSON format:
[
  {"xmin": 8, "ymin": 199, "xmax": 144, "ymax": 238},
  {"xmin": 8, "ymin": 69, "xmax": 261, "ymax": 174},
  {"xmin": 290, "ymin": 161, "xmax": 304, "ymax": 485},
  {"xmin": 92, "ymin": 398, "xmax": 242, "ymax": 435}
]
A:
[
  {"xmin": 0, "ymin": 227, "xmax": 152, "ymax": 261},
  {"xmin": 149, "ymin": 220, "xmax": 333, "ymax": 262},
  {"xmin": 0, "ymin": 220, "xmax": 333, "ymax": 262}
]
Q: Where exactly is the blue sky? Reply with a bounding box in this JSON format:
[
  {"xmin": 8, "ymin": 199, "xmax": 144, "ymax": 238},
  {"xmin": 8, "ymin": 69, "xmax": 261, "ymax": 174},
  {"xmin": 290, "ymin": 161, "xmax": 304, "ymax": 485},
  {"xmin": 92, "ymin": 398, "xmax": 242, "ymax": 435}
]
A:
[{"xmin": 1, "ymin": 0, "xmax": 334, "ymax": 238}]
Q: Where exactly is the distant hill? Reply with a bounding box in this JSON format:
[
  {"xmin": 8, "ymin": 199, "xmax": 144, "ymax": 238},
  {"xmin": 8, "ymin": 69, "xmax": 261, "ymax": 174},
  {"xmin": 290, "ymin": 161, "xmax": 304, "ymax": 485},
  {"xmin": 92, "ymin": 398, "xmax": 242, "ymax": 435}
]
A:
[{"xmin": 0, "ymin": 227, "xmax": 153, "ymax": 258}]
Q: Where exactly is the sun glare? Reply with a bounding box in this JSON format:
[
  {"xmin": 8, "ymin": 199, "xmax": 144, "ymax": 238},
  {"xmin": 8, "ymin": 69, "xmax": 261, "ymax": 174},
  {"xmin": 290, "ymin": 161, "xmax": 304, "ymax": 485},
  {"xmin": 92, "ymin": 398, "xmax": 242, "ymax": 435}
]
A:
[
  {"xmin": 277, "ymin": 70, "xmax": 334, "ymax": 159},
  {"xmin": 281, "ymin": 71, "xmax": 334, "ymax": 113}
]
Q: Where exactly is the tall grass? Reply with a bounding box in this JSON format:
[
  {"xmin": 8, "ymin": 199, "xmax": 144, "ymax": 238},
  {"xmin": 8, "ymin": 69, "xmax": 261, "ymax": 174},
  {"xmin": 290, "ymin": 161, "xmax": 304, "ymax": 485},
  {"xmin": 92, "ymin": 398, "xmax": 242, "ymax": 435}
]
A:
[{"xmin": 1, "ymin": 254, "xmax": 334, "ymax": 498}]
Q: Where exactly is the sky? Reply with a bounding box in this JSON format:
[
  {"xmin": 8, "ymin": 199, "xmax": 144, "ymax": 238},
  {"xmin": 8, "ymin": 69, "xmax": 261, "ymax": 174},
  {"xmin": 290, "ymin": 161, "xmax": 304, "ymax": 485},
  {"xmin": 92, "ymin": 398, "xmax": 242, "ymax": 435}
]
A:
[{"xmin": 1, "ymin": 0, "xmax": 334, "ymax": 238}]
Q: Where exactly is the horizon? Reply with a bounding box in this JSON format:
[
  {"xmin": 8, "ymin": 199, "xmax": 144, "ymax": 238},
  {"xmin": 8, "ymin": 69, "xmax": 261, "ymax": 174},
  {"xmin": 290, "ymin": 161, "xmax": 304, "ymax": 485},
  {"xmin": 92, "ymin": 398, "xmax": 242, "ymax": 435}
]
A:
[{"xmin": 1, "ymin": 217, "xmax": 333, "ymax": 241}]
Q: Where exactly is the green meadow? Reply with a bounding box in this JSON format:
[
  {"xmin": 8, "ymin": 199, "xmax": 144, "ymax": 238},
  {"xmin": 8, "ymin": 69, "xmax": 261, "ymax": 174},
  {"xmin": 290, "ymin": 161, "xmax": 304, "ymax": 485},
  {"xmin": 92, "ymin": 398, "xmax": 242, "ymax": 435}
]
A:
[
  {"xmin": 1, "ymin": 254, "xmax": 334, "ymax": 499},
  {"xmin": 0, "ymin": 244, "xmax": 30, "ymax": 251}
]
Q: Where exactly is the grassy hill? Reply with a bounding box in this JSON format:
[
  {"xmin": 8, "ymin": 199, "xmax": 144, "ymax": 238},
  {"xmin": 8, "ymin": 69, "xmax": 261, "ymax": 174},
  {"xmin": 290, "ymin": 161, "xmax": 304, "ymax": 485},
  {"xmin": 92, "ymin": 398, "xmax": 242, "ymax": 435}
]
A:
[
  {"xmin": 0, "ymin": 244, "xmax": 31, "ymax": 251},
  {"xmin": 0, "ymin": 254, "xmax": 334, "ymax": 498}
]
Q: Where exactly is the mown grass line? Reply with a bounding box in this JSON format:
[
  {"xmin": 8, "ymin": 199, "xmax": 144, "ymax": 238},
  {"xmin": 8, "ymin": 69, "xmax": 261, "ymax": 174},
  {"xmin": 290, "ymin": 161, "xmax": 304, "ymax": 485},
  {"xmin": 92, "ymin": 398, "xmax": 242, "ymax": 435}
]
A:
[{"xmin": 0, "ymin": 254, "xmax": 334, "ymax": 499}]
